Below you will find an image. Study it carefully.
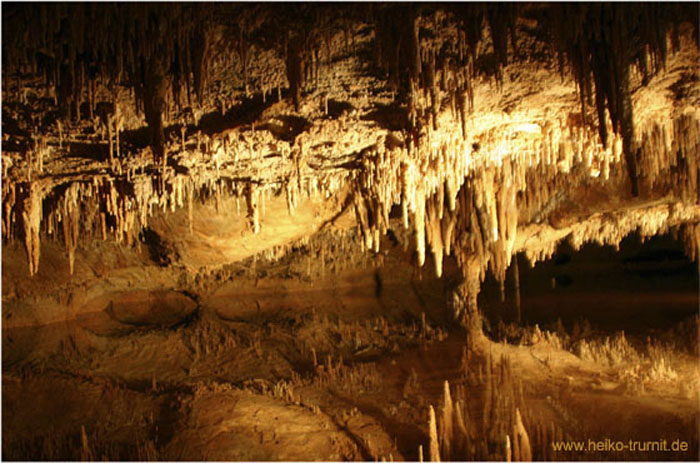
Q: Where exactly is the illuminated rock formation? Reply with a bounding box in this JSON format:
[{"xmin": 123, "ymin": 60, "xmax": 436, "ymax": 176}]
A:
[{"xmin": 1, "ymin": 3, "xmax": 698, "ymax": 328}]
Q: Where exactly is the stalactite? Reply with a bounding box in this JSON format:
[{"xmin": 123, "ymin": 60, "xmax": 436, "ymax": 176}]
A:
[
  {"xmin": 542, "ymin": 3, "xmax": 698, "ymax": 196},
  {"xmin": 286, "ymin": 34, "xmax": 305, "ymax": 112},
  {"xmin": 187, "ymin": 182, "xmax": 194, "ymax": 235},
  {"xmin": 108, "ymin": 114, "xmax": 114, "ymax": 166},
  {"xmin": 61, "ymin": 184, "xmax": 81, "ymax": 275},
  {"xmin": 246, "ymin": 183, "xmax": 260, "ymax": 234},
  {"xmin": 2, "ymin": 184, "xmax": 16, "ymax": 242},
  {"xmin": 141, "ymin": 59, "xmax": 168, "ymax": 166},
  {"xmin": 19, "ymin": 182, "xmax": 43, "ymax": 276},
  {"xmin": 2, "ymin": 4, "xmax": 697, "ymax": 281},
  {"xmin": 513, "ymin": 254, "xmax": 521, "ymax": 323},
  {"xmin": 426, "ymin": 196, "xmax": 445, "ymax": 277},
  {"xmin": 115, "ymin": 115, "xmax": 122, "ymax": 160},
  {"xmin": 415, "ymin": 187, "xmax": 426, "ymax": 267}
]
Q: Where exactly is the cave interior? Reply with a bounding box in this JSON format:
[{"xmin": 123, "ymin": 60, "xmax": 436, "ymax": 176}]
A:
[{"xmin": 1, "ymin": 2, "xmax": 699, "ymax": 461}]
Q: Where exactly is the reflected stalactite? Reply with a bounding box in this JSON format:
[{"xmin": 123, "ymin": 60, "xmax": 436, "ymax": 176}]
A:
[{"xmin": 422, "ymin": 353, "xmax": 557, "ymax": 461}]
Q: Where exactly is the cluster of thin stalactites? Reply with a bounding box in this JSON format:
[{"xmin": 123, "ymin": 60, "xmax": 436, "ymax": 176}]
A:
[{"xmin": 1, "ymin": 4, "xmax": 698, "ymax": 281}]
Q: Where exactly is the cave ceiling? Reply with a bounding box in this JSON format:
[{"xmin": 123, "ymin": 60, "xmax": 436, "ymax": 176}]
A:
[{"xmin": 1, "ymin": 3, "xmax": 699, "ymax": 321}]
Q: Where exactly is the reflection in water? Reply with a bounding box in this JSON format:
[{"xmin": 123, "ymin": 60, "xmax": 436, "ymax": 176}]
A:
[{"xmin": 480, "ymin": 232, "xmax": 698, "ymax": 335}]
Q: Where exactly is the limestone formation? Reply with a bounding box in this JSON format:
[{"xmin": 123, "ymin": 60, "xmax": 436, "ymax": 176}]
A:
[{"xmin": 1, "ymin": 7, "xmax": 699, "ymax": 458}]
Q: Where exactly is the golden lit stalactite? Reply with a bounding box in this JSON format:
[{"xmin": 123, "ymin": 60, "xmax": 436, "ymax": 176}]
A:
[
  {"xmin": 2, "ymin": 182, "xmax": 17, "ymax": 241},
  {"xmin": 1, "ymin": 4, "xmax": 697, "ymax": 280},
  {"xmin": 245, "ymin": 183, "xmax": 260, "ymax": 234},
  {"xmin": 543, "ymin": 3, "xmax": 699, "ymax": 196},
  {"xmin": 61, "ymin": 183, "xmax": 81, "ymax": 275},
  {"xmin": 187, "ymin": 180, "xmax": 194, "ymax": 235},
  {"xmin": 415, "ymin": 185, "xmax": 427, "ymax": 267},
  {"xmin": 122, "ymin": 198, "xmax": 136, "ymax": 247},
  {"xmin": 285, "ymin": 180, "xmax": 299, "ymax": 217},
  {"xmin": 490, "ymin": 160, "xmax": 519, "ymax": 284},
  {"xmin": 426, "ymin": 193, "xmax": 445, "ymax": 277},
  {"xmin": 19, "ymin": 94, "xmax": 680, "ymax": 279},
  {"xmin": 19, "ymin": 181, "xmax": 44, "ymax": 276},
  {"xmin": 353, "ymin": 193, "xmax": 373, "ymax": 253}
]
